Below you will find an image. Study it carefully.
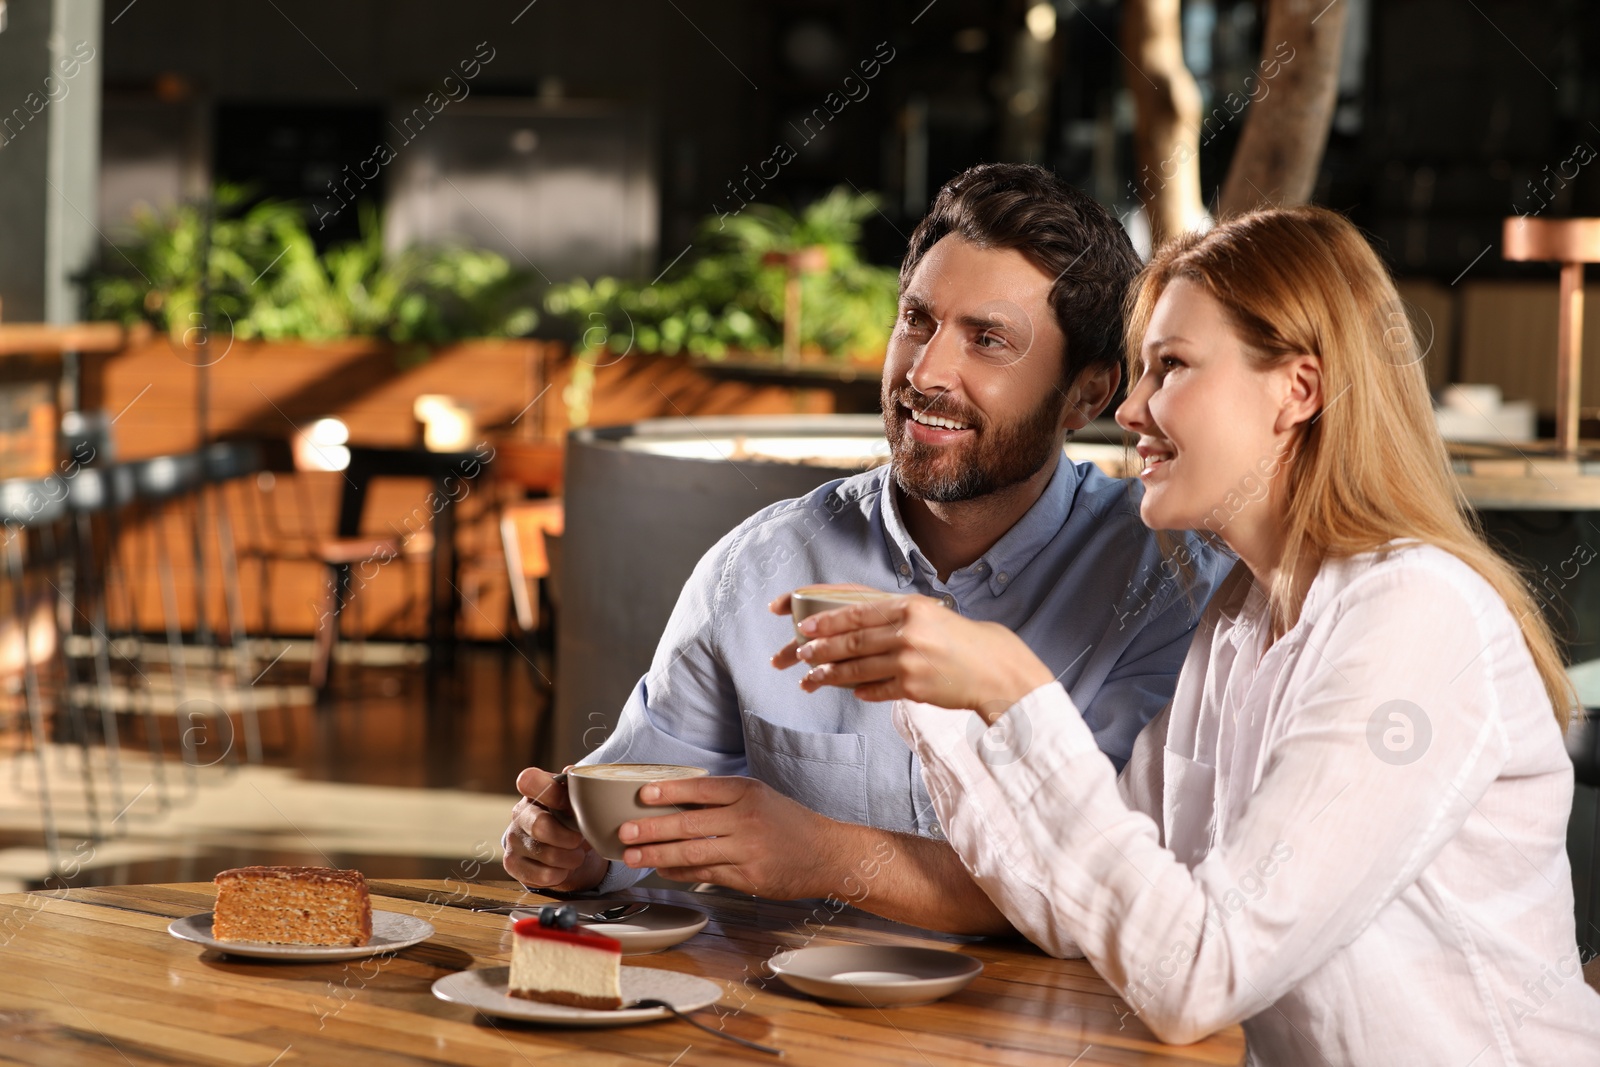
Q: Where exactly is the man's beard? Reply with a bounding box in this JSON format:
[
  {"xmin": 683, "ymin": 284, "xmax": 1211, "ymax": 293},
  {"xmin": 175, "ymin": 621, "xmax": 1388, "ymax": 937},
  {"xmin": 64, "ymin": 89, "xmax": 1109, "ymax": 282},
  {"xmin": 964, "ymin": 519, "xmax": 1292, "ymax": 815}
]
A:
[{"xmin": 881, "ymin": 382, "xmax": 1068, "ymax": 503}]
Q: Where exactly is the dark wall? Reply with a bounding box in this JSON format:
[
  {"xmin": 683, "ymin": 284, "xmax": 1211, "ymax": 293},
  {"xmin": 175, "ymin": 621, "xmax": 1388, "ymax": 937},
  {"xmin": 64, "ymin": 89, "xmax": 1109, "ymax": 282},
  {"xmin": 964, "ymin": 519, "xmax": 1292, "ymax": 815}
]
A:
[
  {"xmin": 97, "ymin": 0, "xmax": 1047, "ymax": 270},
  {"xmin": 0, "ymin": 0, "xmax": 58, "ymax": 317},
  {"xmin": 97, "ymin": 0, "xmax": 1600, "ymax": 285},
  {"xmin": 99, "ymin": 0, "xmax": 884, "ymax": 258},
  {"xmin": 1328, "ymin": 0, "xmax": 1600, "ymax": 282}
]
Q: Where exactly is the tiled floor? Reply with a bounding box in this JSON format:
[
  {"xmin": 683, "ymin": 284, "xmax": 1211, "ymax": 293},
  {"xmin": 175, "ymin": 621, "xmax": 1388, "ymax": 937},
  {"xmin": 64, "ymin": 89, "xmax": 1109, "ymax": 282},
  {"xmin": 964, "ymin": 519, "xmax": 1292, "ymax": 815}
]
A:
[{"xmin": 0, "ymin": 645, "xmax": 544, "ymax": 893}]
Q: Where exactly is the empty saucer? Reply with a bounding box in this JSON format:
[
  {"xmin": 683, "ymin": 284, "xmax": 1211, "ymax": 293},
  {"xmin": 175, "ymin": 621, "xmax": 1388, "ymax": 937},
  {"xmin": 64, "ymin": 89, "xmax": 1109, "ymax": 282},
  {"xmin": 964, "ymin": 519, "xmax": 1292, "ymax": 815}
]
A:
[{"xmin": 766, "ymin": 945, "xmax": 982, "ymax": 1007}]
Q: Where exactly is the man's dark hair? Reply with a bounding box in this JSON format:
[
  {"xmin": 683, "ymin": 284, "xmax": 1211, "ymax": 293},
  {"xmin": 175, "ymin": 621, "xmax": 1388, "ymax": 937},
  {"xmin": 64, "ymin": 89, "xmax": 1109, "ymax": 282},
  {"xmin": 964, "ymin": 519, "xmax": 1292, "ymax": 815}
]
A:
[{"xmin": 900, "ymin": 163, "xmax": 1141, "ymax": 384}]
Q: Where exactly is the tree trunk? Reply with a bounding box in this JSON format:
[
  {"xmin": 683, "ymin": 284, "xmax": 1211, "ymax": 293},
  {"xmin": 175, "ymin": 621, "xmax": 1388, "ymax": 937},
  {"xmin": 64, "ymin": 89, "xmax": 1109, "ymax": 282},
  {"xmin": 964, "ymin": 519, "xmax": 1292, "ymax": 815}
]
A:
[
  {"xmin": 1122, "ymin": 0, "xmax": 1208, "ymax": 248},
  {"xmin": 1218, "ymin": 0, "xmax": 1349, "ymax": 217}
]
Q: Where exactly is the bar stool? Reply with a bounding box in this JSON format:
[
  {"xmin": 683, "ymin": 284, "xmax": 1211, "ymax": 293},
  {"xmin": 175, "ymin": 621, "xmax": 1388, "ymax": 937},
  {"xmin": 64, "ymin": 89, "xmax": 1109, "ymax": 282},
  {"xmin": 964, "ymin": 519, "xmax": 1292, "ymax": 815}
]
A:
[
  {"xmin": 126, "ymin": 452, "xmax": 236, "ymax": 781},
  {"xmin": 0, "ymin": 475, "xmax": 96, "ymax": 867},
  {"xmin": 64, "ymin": 462, "xmax": 174, "ymax": 816},
  {"xmin": 200, "ymin": 441, "xmax": 269, "ymax": 762},
  {"xmin": 1501, "ymin": 216, "xmax": 1600, "ymax": 457}
]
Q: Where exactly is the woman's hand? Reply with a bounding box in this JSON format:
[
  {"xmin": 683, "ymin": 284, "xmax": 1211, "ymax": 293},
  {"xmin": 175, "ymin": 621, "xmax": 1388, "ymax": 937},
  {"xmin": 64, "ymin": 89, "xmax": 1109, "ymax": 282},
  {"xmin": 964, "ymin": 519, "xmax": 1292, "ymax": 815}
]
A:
[{"xmin": 770, "ymin": 592, "xmax": 1055, "ymax": 720}]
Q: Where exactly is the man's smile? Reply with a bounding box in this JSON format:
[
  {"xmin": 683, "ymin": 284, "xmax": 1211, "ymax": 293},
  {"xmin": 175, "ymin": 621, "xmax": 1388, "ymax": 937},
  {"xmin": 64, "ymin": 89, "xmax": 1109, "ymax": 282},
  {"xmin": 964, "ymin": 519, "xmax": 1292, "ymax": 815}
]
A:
[{"xmin": 907, "ymin": 404, "xmax": 973, "ymax": 432}]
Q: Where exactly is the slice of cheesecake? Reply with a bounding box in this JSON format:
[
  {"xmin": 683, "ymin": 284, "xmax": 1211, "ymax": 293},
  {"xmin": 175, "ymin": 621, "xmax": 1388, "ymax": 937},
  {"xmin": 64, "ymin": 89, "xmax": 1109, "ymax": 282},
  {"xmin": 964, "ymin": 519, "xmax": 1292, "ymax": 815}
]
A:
[
  {"xmin": 508, "ymin": 915, "xmax": 624, "ymax": 1009},
  {"xmin": 212, "ymin": 866, "xmax": 373, "ymax": 946}
]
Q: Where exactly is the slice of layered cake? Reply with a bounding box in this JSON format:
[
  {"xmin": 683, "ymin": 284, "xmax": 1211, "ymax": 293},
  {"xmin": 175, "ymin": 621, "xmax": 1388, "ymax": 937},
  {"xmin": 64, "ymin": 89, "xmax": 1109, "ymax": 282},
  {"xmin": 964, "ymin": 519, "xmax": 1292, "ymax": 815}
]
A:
[
  {"xmin": 509, "ymin": 907, "xmax": 623, "ymax": 1009},
  {"xmin": 212, "ymin": 866, "xmax": 373, "ymax": 946}
]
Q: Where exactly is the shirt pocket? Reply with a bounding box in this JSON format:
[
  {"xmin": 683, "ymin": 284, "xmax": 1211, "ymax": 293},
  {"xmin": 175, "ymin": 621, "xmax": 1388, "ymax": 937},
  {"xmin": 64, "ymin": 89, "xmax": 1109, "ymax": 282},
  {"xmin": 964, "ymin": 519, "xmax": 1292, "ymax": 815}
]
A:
[
  {"xmin": 1162, "ymin": 747, "xmax": 1218, "ymax": 867},
  {"xmin": 740, "ymin": 709, "xmax": 870, "ymax": 825}
]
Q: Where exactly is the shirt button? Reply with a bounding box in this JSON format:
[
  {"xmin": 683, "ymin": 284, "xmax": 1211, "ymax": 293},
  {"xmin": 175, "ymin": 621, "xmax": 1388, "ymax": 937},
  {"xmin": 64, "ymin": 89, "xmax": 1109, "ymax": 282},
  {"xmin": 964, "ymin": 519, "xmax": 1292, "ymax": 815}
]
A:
[
  {"xmin": 940, "ymin": 594, "xmax": 956, "ymax": 609},
  {"xmin": 975, "ymin": 562, "xmax": 989, "ymax": 574},
  {"xmin": 898, "ymin": 563, "xmax": 911, "ymax": 577},
  {"xmin": 996, "ymin": 572, "xmax": 1009, "ymax": 584}
]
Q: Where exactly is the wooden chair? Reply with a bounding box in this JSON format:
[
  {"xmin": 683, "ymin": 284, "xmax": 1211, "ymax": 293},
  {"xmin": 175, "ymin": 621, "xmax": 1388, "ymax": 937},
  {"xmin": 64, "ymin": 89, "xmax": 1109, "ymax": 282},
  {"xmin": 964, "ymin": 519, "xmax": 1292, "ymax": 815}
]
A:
[
  {"xmin": 1501, "ymin": 217, "xmax": 1600, "ymax": 456},
  {"xmin": 493, "ymin": 439, "xmax": 564, "ymax": 496},
  {"xmin": 500, "ymin": 500, "xmax": 564, "ymax": 639},
  {"xmin": 499, "ymin": 500, "xmax": 562, "ymax": 766},
  {"xmin": 308, "ymin": 535, "xmax": 410, "ymax": 692},
  {"xmin": 486, "ymin": 436, "xmax": 564, "ymax": 642},
  {"xmin": 234, "ymin": 463, "xmax": 413, "ymax": 694}
]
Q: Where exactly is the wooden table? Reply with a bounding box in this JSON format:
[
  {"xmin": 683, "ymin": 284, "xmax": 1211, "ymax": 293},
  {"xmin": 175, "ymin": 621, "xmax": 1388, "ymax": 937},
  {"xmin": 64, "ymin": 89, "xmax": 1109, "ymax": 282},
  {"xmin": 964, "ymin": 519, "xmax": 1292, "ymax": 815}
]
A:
[{"xmin": 0, "ymin": 879, "xmax": 1245, "ymax": 1066}]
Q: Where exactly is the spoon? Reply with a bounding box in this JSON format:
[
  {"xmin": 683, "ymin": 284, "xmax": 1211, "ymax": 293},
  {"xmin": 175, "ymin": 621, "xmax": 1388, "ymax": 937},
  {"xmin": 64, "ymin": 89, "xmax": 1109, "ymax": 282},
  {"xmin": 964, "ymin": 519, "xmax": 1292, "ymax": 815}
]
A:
[
  {"xmin": 473, "ymin": 902, "xmax": 650, "ymax": 924},
  {"xmin": 628, "ymin": 999, "xmax": 783, "ymax": 1056},
  {"xmin": 578, "ymin": 903, "xmax": 650, "ymax": 924}
]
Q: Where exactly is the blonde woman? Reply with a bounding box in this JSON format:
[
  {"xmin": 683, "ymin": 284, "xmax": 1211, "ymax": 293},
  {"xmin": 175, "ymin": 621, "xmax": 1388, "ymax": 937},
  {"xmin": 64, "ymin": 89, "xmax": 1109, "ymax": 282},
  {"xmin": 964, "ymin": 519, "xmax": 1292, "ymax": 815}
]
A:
[{"xmin": 783, "ymin": 206, "xmax": 1600, "ymax": 1063}]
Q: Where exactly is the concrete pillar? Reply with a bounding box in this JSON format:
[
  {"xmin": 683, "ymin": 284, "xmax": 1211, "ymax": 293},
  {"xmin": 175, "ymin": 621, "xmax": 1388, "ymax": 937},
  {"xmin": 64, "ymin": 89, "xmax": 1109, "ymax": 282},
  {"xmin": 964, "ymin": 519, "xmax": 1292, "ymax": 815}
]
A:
[{"xmin": 0, "ymin": 0, "xmax": 104, "ymax": 323}]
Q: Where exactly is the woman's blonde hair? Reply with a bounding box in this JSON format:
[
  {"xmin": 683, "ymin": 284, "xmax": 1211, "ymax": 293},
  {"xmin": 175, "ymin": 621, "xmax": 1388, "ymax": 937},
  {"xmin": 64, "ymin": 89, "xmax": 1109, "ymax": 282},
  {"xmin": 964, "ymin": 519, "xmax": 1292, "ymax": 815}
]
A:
[{"xmin": 1125, "ymin": 205, "xmax": 1575, "ymax": 729}]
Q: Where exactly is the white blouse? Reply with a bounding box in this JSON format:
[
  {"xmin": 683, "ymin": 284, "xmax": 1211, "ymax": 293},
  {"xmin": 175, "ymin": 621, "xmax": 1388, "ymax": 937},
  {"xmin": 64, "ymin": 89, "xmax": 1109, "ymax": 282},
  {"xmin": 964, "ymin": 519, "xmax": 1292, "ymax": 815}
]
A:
[{"xmin": 896, "ymin": 543, "xmax": 1600, "ymax": 1065}]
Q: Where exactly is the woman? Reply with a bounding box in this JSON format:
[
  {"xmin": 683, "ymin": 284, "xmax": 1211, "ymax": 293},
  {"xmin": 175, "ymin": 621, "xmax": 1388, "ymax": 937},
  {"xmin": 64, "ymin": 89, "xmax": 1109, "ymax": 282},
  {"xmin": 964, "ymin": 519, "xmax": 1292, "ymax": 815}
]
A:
[{"xmin": 784, "ymin": 206, "xmax": 1600, "ymax": 1063}]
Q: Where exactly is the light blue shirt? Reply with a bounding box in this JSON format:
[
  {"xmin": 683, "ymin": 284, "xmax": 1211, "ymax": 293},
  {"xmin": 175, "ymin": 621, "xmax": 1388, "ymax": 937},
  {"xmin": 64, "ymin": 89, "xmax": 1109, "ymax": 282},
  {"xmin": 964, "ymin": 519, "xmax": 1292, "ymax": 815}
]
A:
[{"xmin": 584, "ymin": 458, "xmax": 1232, "ymax": 891}]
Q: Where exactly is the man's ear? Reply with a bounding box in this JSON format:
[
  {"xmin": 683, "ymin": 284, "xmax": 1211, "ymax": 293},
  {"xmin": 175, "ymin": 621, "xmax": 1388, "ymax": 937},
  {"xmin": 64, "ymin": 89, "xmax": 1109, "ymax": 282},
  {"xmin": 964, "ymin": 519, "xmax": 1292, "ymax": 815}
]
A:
[
  {"xmin": 1061, "ymin": 363, "xmax": 1121, "ymax": 430},
  {"xmin": 1275, "ymin": 354, "xmax": 1323, "ymax": 433}
]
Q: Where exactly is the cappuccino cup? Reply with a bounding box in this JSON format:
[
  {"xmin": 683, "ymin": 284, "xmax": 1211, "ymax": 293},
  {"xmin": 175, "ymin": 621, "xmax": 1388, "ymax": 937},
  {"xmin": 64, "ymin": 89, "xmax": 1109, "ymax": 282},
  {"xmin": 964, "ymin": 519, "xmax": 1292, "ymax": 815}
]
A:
[
  {"xmin": 790, "ymin": 585, "xmax": 903, "ymax": 642},
  {"xmin": 558, "ymin": 763, "xmax": 708, "ymax": 861}
]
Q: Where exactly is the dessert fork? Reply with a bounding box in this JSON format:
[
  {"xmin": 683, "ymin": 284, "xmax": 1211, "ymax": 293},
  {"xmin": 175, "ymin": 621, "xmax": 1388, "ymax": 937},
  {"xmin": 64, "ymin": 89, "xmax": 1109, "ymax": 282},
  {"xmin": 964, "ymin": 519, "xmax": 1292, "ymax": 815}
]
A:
[{"xmin": 628, "ymin": 999, "xmax": 783, "ymax": 1056}]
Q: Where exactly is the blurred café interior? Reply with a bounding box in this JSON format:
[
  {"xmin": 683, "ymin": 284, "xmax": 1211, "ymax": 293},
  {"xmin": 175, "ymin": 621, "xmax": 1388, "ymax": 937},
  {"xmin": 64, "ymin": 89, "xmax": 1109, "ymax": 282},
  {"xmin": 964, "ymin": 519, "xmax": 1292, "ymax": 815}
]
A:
[{"xmin": 0, "ymin": 0, "xmax": 1598, "ymax": 1023}]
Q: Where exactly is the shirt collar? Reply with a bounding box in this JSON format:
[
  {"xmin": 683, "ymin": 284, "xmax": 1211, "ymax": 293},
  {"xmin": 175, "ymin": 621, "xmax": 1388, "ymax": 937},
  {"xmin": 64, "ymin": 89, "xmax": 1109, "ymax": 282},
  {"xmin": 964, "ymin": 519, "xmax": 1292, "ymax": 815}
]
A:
[{"xmin": 878, "ymin": 455, "xmax": 1081, "ymax": 596}]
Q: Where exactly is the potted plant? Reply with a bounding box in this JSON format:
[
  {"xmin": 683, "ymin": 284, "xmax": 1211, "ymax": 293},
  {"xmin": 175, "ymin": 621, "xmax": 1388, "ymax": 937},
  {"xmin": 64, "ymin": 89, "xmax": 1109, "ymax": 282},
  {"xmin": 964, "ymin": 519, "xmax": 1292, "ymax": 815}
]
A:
[
  {"xmin": 543, "ymin": 187, "xmax": 899, "ymax": 425},
  {"xmin": 81, "ymin": 185, "xmax": 552, "ymax": 464},
  {"xmin": 86, "ymin": 185, "xmax": 541, "ymax": 360}
]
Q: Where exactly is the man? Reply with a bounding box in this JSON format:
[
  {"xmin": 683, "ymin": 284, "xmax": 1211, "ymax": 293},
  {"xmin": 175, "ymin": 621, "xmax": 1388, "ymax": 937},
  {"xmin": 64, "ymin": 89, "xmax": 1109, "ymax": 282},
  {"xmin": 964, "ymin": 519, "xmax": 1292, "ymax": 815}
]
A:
[{"xmin": 502, "ymin": 163, "xmax": 1230, "ymax": 935}]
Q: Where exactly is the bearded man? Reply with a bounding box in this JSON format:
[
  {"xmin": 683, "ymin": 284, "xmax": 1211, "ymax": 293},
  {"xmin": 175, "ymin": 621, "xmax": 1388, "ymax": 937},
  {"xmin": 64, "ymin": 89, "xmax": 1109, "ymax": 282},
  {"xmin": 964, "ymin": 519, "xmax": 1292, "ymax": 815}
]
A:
[{"xmin": 501, "ymin": 163, "xmax": 1230, "ymax": 935}]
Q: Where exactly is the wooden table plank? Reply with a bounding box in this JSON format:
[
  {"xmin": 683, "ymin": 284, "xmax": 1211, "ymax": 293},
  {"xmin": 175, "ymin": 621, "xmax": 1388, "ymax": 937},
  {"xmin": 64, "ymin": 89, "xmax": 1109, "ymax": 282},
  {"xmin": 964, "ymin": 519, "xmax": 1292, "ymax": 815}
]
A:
[{"xmin": 0, "ymin": 881, "xmax": 1244, "ymax": 1066}]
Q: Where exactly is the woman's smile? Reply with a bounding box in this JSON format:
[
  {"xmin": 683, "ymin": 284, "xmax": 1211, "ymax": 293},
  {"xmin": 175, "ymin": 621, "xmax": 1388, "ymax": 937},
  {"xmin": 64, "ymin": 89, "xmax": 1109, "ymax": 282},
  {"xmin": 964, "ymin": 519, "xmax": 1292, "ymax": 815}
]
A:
[{"xmin": 1136, "ymin": 438, "xmax": 1175, "ymax": 479}]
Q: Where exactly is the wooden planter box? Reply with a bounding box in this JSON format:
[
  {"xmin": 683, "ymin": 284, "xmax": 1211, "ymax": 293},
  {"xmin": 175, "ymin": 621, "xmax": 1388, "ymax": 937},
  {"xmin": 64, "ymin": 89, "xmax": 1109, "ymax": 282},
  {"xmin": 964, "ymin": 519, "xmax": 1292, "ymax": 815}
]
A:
[
  {"xmin": 82, "ymin": 337, "xmax": 553, "ymax": 641},
  {"xmin": 540, "ymin": 349, "xmax": 838, "ymax": 438},
  {"xmin": 81, "ymin": 337, "xmax": 845, "ymax": 643},
  {"xmin": 83, "ymin": 337, "xmax": 553, "ymax": 458}
]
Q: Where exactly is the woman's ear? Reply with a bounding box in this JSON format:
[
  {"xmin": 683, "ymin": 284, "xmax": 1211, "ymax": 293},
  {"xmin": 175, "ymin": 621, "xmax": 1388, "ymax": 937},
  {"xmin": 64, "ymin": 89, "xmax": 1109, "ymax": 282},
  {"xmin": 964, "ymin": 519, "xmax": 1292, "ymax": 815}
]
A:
[
  {"xmin": 1062, "ymin": 362, "xmax": 1121, "ymax": 430},
  {"xmin": 1276, "ymin": 354, "xmax": 1323, "ymax": 433}
]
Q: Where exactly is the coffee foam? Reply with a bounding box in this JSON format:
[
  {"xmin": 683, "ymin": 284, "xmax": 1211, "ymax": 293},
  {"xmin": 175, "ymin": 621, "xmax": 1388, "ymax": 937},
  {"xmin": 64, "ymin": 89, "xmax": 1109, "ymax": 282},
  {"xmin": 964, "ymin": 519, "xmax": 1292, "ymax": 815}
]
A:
[{"xmin": 572, "ymin": 764, "xmax": 707, "ymax": 781}]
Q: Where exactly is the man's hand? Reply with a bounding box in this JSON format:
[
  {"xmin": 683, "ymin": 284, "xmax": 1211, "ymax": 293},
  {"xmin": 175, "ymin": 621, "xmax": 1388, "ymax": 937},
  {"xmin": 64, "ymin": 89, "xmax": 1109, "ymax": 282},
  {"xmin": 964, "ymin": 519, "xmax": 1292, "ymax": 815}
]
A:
[
  {"xmin": 502, "ymin": 766, "xmax": 609, "ymax": 892},
  {"xmin": 617, "ymin": 776, "xmax": 844, "ymax": 898},
  {"xmin": 772, "ymin": 592, "xmax": 1054, "ymax": 719}
]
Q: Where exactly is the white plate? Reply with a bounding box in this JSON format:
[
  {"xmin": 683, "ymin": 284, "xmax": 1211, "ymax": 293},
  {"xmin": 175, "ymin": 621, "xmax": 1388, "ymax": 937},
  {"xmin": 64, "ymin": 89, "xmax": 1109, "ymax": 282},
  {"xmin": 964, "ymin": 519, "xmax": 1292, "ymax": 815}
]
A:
[
  {"xmin": 432, "ymin": 965, "xmax": 722, "ymax": 1027},
  {"xmin": 167, "ymin": 911, "xmax": 435, "ymax": 961},
  {"xmin": 767, "ymin": 945, "xmax": 982, "ymax": 1007},
  {"xmin": 508, "ymin": 901, "xmax": 708, "ymax": 955}
]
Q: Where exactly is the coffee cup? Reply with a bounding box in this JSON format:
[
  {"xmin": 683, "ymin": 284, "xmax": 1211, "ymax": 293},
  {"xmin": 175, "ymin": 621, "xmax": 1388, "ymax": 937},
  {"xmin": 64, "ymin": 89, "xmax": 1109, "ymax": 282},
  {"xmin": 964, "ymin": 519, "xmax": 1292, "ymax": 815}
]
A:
[
  {"xmin": 556, "ymin": 763, "xmax": 709, "ymax": 861},
  {"xmin": 789, "ymin": 585, "xmax": 903, "ymax": 642}
]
